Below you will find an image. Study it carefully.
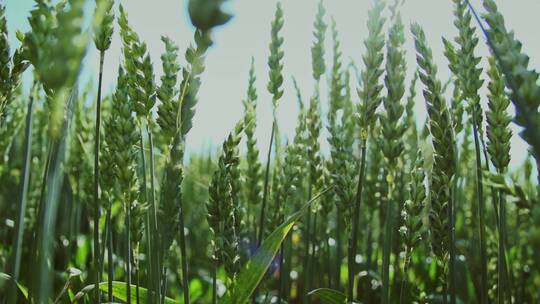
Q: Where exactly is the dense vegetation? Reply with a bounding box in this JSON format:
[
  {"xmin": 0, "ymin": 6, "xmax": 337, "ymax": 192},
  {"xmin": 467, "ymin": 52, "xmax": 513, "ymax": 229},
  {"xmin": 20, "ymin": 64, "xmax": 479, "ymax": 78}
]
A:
[{"xmin": 0, "ymin": 0, "xmax": 539, "ymax": 303}]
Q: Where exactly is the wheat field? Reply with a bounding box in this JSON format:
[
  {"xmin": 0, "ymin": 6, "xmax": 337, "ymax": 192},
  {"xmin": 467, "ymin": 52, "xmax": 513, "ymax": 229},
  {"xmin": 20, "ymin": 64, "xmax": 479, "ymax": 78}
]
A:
[{"xmin": 0, "ymin": 0, "xmax": 539, "ymax": 303}]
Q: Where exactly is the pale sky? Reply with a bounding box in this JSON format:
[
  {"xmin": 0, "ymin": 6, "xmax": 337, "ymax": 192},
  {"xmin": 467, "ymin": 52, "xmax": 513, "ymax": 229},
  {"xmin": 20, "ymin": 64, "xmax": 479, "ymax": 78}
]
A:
[{"xmin": 5, "ymin": 0, "xmax": 540, "ymax": 169}]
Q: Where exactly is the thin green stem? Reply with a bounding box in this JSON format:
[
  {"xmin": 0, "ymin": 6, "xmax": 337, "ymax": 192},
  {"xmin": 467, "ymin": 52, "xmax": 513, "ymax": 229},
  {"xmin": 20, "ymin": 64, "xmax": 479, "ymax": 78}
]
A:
[
  {"xmin": 350, "ymin": 139, "xmax": 368, "ymax": 301},
  {"xmin": 449, "ymin": 177, "xmax": 456, "ymax": 304},
  {"xmin": 106, "ymin": 205, "xmax": 113, "ymax": 302},
  {"xmin": 160, "ymin": 268, "xmax": 168, "ymax": 304},
  {"xmin": 278, "ymin": 244, "xmax": 285, "ymax": 301},
  {"xmin": 285, "ymin": 232, "xmax": 293, "ymax": 302},
  {"xmin": 212, "ymin": 258, "xmax": 218, "ymax": 304},
  {"xmin": 347, "ymin": 232, "xmax": 354, "ymax": 301},
  {"xmin": 303, "ymin": 184, "xmax": 313, "ymax": 303},
  {"xmin": 325, "ymin": 232, "xmax": 332, "ymax": 287},
  {"xmin": 126, "ymin": 202, "xmax": 132, "ymax": 304},
  {"xmin": 253, "ymin": 120, "xmax": 274, "ymax": 303},
  {"xmin": 399, "ymin": 251, "xmax": 411, "ymax": 304},
  {"xmin": 309, "ymin": 211, "xmax": 318, "ymax": 293},
  {"xmin": 381, "ymin": 176, "xmax": 395, "ymax": 304},
  {"xmin": 335, "ymin": 208, "xmax": 342, "ymax": 291},
  {"xmin": 257, "ymin": 121, "xmax": 275, "ymax": 246},
  {"xmin": 498, "ymin": 188, "xmax": 508, "ymax": 304},
  {"xmin": 35, "ymin": 89, "xmax": 78, "ymax": 303},
  {"xmin": 178, "ymin": 199, "xmax": 190, "ymax": 304},
  {"xmin": 136, "ymin": 264, "xmax": 141, "ymax": 304},
  {"xmin": 472, "ymin": 110, "xmax": 488, "ymax": 304},
  {"xmin": 93, "ymin": 50, "xmax": 105, "ymax": 304},
  {"xmin": 139, "ymin": 125, "xmax": 159, "ymax": 304},
  {"xmin": 146, "ymin": 122, "xmax": 158, "ymax": 242},
  {"xmin": 29, "ymin": 142, "xmax": 52, "ymax": 300},
  {"xmin": 7, "ymin": 90, "xmax": 34, "ymax": 304},
  {"xmin": 443, "ymin": 269, "xmax": 448, "ymax": 304},
  {"xmin": 365, "ymin": 211, "xmax": 374, "ymax": 303},
  {"xmin": 146, "ymin": 121, "xmax": 163, "ymax": 304}
]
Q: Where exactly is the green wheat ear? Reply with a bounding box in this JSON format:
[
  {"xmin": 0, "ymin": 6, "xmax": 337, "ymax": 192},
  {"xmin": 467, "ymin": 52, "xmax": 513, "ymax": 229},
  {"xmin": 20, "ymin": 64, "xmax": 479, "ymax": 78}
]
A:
[
  {"xmin": 207, "ymin": 120, "xmax": 245, "ymax": 280},
  {"xmin": 357, "ymin": 0, "xmax": 386, "ymax": 133},
  {"xmin": 20, "ymin": 0, "xmax": 86, "ymax": 139},
  {"xmin": 94, "ymin": 0, "xmax": 114, "ymax": 52},
  {"xmin": 106, "ymin": 66, "xmax": 139, "ymax": 201},
  {"xmin": 0, "ymin": 5, "xmax": 28, "ymax": 125},
  {"xmin": 311, "ymin": 0, "xmax": 326, "ymax": 81},
  {"xmin": 267, "ymin": 2, "xmax": 285, "ymax": 110},
  {"xmin": 158, "ymin": 30, "xmax": 210, "ymax": 260},
  {"xmin": 157, "ymin": 36, "xmax": 181, "ymax": 143},
  {"xmin": 0, "ymin": 4, "xmax": 11, "ymax": 121},
  {"xmin": 243, "ymin": 58, "xmax": 263, "ymax": 207},
  {"xmin": 452, "ymin": 0, "xmax": 483, "ymax": 127},
  {"xmin": 442, "ymin": 38, "xmax": 464, "ymax": 136},
  {"xmin": 380, "ymin": 11, "xmax": 406, "ymax": 165},
  {"xmin": 401, "ymin": 151, "xmax": 427, "ymax": 251},
  {"xmin": 118, "ymin": 5, "xmax": 156, "ymax": 120},
  {"xmin": 486, "ymin": 57, "xmax": 511, "ymax": 172},
  {"xmin": 411, "ymin": 23, "xmax": 456, "ymax": 261},
  {"xmin": 328, "ymin": 16, "xmax": 356, "ymax": 227},
  {"xmin": 481, "ymin": 0, "xmax": 540, "ymax": 175}
]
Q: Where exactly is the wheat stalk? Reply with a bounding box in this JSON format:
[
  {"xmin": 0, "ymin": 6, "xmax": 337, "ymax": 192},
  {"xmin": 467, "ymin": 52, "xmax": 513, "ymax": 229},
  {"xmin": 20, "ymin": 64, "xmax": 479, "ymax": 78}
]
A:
[
  {"xmin": 399, "ymin": 151, "xmax": 426, "ymax": 304},
  {"xmin": 412, "ymin": 23, "xmax": 456, "ymax": 301},
  {"xmin": 380, "ymin": 5, "xmax": 407, "ymax": 302},
  {"xmin": 106, "ymin": 66, "xmax": 140, "ymax": 303},
  {"xmin": 242, "ymin": 58, "xmax": 262, "ymax": 235},
  {"xmin": 486, "ymin": 56, "xmax": 512, "ymax": 303},
  {"xmin": 257, "ymin": 2, "xmax": 284, "ymax": 248},
  {"xmin": 476, "ymin": 0, "xmax": 540, "ymax": 182},
  {"xmin": 351, "ymin": 1, "xmax": 386, "ymax": 300},
  {"xmin": 92, "ymin": 1, "xmax": 114, "ymax": 301},
  {"xmin": 206, "ymin": 121, "xmax": 244, "ymax": 298}
]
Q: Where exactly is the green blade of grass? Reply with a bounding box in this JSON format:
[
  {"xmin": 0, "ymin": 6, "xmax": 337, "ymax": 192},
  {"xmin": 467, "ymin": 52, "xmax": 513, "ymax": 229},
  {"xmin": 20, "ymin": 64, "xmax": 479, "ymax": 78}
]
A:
[
  {"xmin": 100, "ymin": 281, "xmax": 179, "ymax": 304},
  {"xmin": 308, "ymin": 288, "xmax": 347, "ymax": 304},
  {"xmin": 224, "ymin": 187, "xmax": 331, "ymax": 304},
  {"xmin": 34, "ymin": 88, "xmax": 78, "ymax": 303},
  {"xmin": 1, "ymin": 272, "xmax": 30, "ymax": 300},
  {"xmin": 7, "ymin": 87, "xmax": 34, "ymax": 304}
]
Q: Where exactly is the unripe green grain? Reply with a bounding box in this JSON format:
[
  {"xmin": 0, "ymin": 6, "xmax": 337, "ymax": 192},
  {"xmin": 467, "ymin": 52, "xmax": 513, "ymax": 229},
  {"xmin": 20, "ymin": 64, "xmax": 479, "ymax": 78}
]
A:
[
  {"xmin": 442, "ymin": 38, "xmax": 465, "ymax": 136},
  {"xmin": 480, "ymin": 0, "xmax": 540, "ymax": 178},
  {"xmin": 486, "ymin": 57, "xmax": 511, "ymax": 173},
  {"xmin": 243, "ymin": 58, "xmax": 262, "ymax": 210},
  {"xmin": 267, "ymin": 3, "xmax": 284, "ymax": 109},
  {"xmin": 412, "ymin": 23, "xmax": 456, "ymax": 261},
  {"xmin": 486, "ymin": 56, "xmax": 512, "ymax": 304},
  {"xmin": 399, "ymin": 151, "xmax": 426, "ymax": 303},
  {"xmin": 357, "ymin": 1, "xmax": 386, "ymax": 132},
  {"xmin": 311, "ymin": 0, "xmax": 326, "ymax": 81},
  {"xmin": 94, "ymin": 0, "xmax": 114, "ymax": 52},
  {"xmin": 207, "ymin": 120, "xmax": 244, "ymax": 280},
  {"xmin": 157, "ymin": 36, "xmax": 181, "ymax": 142},
  {"xmin": 380, "ymin": 10, "xmax": 407, "ymax": 303}
]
